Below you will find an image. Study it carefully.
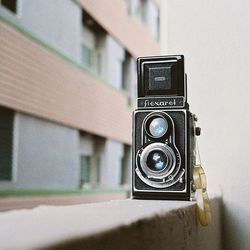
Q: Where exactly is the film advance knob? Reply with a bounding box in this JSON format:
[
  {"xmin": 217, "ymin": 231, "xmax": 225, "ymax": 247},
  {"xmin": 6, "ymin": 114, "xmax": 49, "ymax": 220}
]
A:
[{"xmin": 195, "ymin": 127, "xmax": 201, "ymax": 136}]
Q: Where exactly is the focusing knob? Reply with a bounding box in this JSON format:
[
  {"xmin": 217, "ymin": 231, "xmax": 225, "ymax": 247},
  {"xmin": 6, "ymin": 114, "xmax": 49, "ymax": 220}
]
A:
[{"xmin": 195, "ymin": 127, "xmax": 201, "ymax": 136}]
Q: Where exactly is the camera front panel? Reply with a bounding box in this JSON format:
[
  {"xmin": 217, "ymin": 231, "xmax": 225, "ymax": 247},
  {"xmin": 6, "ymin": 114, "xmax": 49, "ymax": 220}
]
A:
[{"xmin": 132, "ymin": 109, "xmax": 191, "ymax": 200}]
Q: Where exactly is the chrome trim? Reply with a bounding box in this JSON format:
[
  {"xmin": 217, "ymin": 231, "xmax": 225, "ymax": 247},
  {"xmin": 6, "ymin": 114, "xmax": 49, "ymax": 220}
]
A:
[{"xmin": 140, "ymin": 143, "xmax": 176, "ymax": 180}]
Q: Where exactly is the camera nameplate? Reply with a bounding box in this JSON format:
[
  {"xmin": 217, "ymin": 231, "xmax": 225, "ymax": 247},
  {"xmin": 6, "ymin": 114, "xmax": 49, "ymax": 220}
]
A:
[{"xmin": 137, "ymin": 96, "xmax": 185, "ymax": 109}]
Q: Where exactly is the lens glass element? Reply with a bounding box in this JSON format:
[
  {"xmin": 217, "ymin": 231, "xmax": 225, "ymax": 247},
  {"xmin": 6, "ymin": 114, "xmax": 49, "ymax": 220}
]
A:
[
  {"xmin": 149, "ymin": 117, "xmax": 168, "ymax": 138},
  {"xmin": 146, "ymin": 150, "xmax": 168, "ymax": 172}
]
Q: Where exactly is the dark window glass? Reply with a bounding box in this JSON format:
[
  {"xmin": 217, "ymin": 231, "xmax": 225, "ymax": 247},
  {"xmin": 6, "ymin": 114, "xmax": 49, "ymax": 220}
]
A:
[
  {"xmin": 0, "ymin": 107, "xmax": 14, "ymax": 181},
  {"xmin": 1, "ymin": 0, "xmax": 17, "ymax": 14},
  {"xmin": 81, "ymin": 44, "xmax": 92, "ymax": 69},
  {"xmin": 80, "ymin": 155, "xmax": 90, "ymax": 185},
  {"xmin": 122, "ymin": 52, "xmax": 130, "ymax": 91}
]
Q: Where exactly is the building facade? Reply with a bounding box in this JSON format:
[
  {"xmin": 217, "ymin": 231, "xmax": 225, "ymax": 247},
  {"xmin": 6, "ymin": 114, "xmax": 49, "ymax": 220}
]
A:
[{"xmin": 0, "ymin": 0, "xmax": 160, "ymax": 189}]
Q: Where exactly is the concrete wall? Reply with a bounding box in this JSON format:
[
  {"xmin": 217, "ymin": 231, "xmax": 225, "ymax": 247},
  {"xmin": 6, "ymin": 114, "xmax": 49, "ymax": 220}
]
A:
[
  {"xmin": 122, "ymin": 55, "xmax": 137, "ymax": 105},
  {"xmin": 79, "ymin": 134, "xmax": 103, "ymax": 188},
  {"xmin": 0, "ymin": 21, "xmax": 131, "ymax": 144},
  {"xmin": 19, "ymin": 0, "xmax": 82, "ymax": 62},
  {"xmin": 161, "ymin": 1, "xmax": 250, "ymax": 249},
  {"xmin": 79, "ymin": 134, "xmax": 94, "ymax": 157},
  {"xmin": 102, "ymin": 36, "xmax": 125, "ymax": 89},
  {"xmin": 0, "ymin": 0, "xmax": 154, "ymax": 191},
  {"xmin": 76, "ymin": 0, "xmax": 160, "ymax": 57},
  {"xmin": 79, "ymin": 135, "xmax": 126, "ymax": 189},
  {"xmin": 144, "ymin": 0, "xmax": 159, "ymax": 40},
  {"xmin": 14, "ymin": 113, "xmax": 79, "ymax": 188},
  {"xmin": 128, "ymin": 57, "xmax": 137, "ymax": 104},
  {"xmin": 121, "ymin": 145, "xmax": 132, "ymax": 188},
  {"xmin": 100, "ymin": 139, "xmax": 123, "ymax": 188},
  {"xmin": 127, "ymin": 0, "xmax": 159, "ymax": 41}
]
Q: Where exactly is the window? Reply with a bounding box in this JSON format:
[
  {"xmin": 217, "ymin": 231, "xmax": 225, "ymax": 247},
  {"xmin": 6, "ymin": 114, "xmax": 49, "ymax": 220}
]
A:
[
  {"xmin": 122, "ymin": 52, "xmax": 130, "ymax": 91},
  {"xmin": 81, "ymin": 44, "xmax": 92, "ymax": 69},
  {"xmin": 135, "ymin": 0, "xmax": 147, "ymax": 24},
  {"xmin": 0, "ymin": 107, "xmax": 14, "ymax": 181},
  {"xmin": 123, "ymin": 0, "xmax": 131, "ymax": 15},
  {"xmin": 140, "ymin": 0, "xmax": 147, "ymax": 23},
  {"xmin": 97, "ymin": 52, "xmax": 102, "ymax": 75},
  {"xmin": 80, "ymin": 155, "xmax": 91, "ymax": 186},
  {"xmin": 156, "ymin": 9, "xmax": 160, "ymax": 41},
  {"xmin": 1, "ymin": 0, "xmax": 17, "ymax": 14},
  {"xmin": 116, "ymin": 59, "xmax": 123, "ymax": 88},
  {"xmin": 81, "ymin": 10, "xmax": 106, "ymax": 76}
]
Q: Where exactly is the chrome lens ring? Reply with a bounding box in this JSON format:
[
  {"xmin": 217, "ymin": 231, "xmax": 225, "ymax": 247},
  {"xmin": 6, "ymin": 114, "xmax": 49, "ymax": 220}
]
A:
[
  {"xmin": 140, "ymin": 143, "xmax": 176, "ymax": 179},
  {"xmin": 149, "ymin": 117, "xmax": 168, "ymax": 138},
  {"xmin": 144, "ymin": 114, "xmax": 169, "ymax": 139}
]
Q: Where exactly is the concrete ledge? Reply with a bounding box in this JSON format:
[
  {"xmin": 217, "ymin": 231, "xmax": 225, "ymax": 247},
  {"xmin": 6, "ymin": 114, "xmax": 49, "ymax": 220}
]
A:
[
  {"xmin": 0, "ymin": 195, "xmax": 221, "ymax": 250},
  {"xmin": 0, "ymin": 192, "xmax": 128, "ymax": 212}
]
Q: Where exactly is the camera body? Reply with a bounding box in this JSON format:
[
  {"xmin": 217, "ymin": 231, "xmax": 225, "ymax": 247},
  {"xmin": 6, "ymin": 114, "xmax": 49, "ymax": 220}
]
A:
[{"xmin": 132, "ymin": 55, "xmax": 198, "ymax": 200}]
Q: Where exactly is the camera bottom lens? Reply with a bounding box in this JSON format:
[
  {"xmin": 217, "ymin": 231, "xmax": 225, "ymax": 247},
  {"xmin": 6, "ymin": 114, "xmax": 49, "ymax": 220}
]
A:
[
  {"xmin": 146, "ymin": 150, "xmax": 168, "ymax": 172},
  {"xmin": 139, "ymin": 142, "xmax": 176, "ymax": 179}
]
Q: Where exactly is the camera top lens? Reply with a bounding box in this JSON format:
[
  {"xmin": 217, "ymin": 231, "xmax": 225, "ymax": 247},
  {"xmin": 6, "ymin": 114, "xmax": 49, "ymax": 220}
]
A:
[
  {"xmin": 149, "ymin": 117, "xmax": 168, "ymax": 138},
  {"xmin": 146, "ymin": 150, "xmax": 168, "ymax": 172}
]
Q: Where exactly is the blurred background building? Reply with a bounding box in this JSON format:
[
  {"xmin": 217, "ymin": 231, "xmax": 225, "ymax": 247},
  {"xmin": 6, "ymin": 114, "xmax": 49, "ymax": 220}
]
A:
[
  {"xmin": 0, "ymin": 0, "xmax": 160, "ymax": 191},
  {"xmin": 1, "ymin": 0, "xmax": 250, "ymax": 249}
]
